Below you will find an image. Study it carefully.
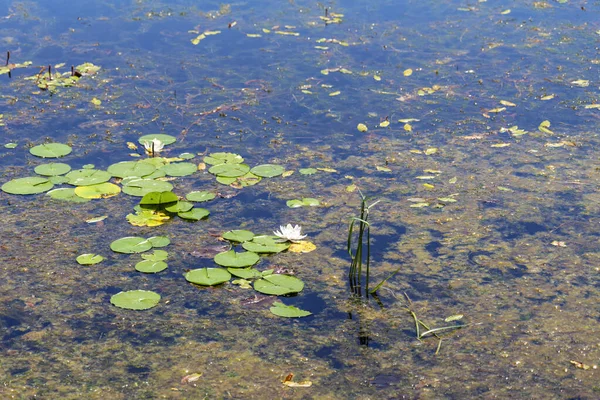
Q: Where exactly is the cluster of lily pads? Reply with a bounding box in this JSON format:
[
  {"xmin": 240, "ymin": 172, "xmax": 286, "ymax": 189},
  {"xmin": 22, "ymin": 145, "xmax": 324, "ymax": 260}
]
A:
[{"xmin": 105, "ymin": 228, "xmax": 312, "ymax": 317}]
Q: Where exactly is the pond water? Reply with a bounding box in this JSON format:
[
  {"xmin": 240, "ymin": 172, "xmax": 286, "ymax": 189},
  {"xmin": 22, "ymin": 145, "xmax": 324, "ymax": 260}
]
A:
[{"xmin": 1, "ymin": 0, "xmax": 600, "ymax": 398}]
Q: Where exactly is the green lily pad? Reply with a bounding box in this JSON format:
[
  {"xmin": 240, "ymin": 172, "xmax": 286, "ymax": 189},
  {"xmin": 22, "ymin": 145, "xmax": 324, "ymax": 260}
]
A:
[
  {"xmin": 228, "ymin": 267, "xmax": 271, "ymax": 279},
  {"xmin": 34, "ymin": 162, "xmax": 71, "ymax": 176},
  {"xmin": 1, "ymin": 177, "xmax": 53, "ymax": 195},
  {"xmin": 47, "ymin": 188, "xmax": 90, "ymax": 203},
  {"xmin": 223, "ymin": 172, "xmax": 262, "ymax": 188},
  {"xmin": 107, "ymin": 161, "xmax": 156, "ymax": 178},
  {"xmin": 216, "ymin": 176, "xmax": 236, "ymax": 185},
  {"xmin": 287, "ymin": 198, "xmax": 320, "ymax": 208},
  {"xmin": 127, "ymin": 210, "xmax": 170, "ymax": 227},
  {"xmin": 75, "ymin": 182, "xmax": 121, "ymax": 199},
  {"xmin": 222, "ymin": 229, "xmax": 255, "ymax": 243},
  {"xmin": 4, "ymin": 143, "xmax": 17, "ymax": 149},
  {"xmin": 110, "ymin": 237, "xmax": 152, "ymax": 253},
  {"xmin": 135, "ymin": 260, "xmax": 168, "ymax": 273},
  {"xmin": 165, "ymin": 201, "xmax": 193, "ymax": 213},
  {"xmin": 269, "ymin": 301, "xmax": 312, "ymax": 318},
  {"xmin": 242, "ymin": 236, "xmax": 290, "ymax": 253},
  {"xmin": 76, "ymin": 253, "xmax": 104, "ymax": 265},
  {"xmin": 214, "ymin": 250, "xmax": 260, "ymax": 268},
  {"xmin": 204, "ymin": 152, "xmax": 244, "ymax": 165},
  {"xmin": 140, "ymin": 191, "xmax": 178, "ymax": 205},
  {"xmin": 141, "ymin": 250, "xmax": 169, "ymax": 261},
  {"xmin": 299, "ymin": 168, "xmax": 317, "ymax": 175},
  {"xmin": 185, "ymin": 268, "xmax": 231, "ymax": 286},
  {"xmin": 49, "ymin": 175, "xmax": 70, "ymax": 185},
  {"xmin": 178, "ymin": 208, "xmax": 210, "ymax": 221},
  {"xmin": 110, "ymin": 290, "xmax": 160, "ymax": 310},
  {"xmin": 160, "ymin": 162, "xmax": 197, "ymax": 177},
  {"xmin": 122, "ymin": 179, "xmax": 173, "ymax": 196},
  {"xmin": 66, "ymin": 169, "xmax": 111, "ymax": 186},
  {"xmin": 179, "ymin": 152, "xmax": 195, "ymax": 160},
  {"xmin": 253, "ymin": 274, "xmax": 304, "ymax": 295},
  {"xmin": 250, "ymin": 164, "xmax": 285, "ymax": 178},
  {"xmin": 82, "ymin": 164, "xmax": 95, "ymax": 169},
  {"xmin": 29, "ymin": 143, "xmax": 72, "ymax": 158},
  {"xmin": 186, "ymin": 191, "xmax": 216, "ymax": 202},
  {"xmin": 138, "ymin": 134, "xmax": 176, "ymax": 145},
  {"xmin": 208, "ymin": 163, "xmax": 250, "ymax": 177},
  {"xmin": 147, "ymin": 236, "xmax": 170, "ymax": 247}
]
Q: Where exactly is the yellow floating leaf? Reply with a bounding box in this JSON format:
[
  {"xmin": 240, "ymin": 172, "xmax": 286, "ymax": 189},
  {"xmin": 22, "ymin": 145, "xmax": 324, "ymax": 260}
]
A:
[
  {"xmin": 339, "ymin": 68, "xmax": 353, "ymax": 74},
  {"xmin": 281, "ymin": 170, "xmax": 294, "ymax": 177},
  {"xmin": 538, "ymin": 120, "xmax": 554, "ymax": 134},
  {"xmin": 488, "ymin": 107, "xmax": 506, "ymax": 113},
  {"xmin": 197, "ymin": 162, "xmax": 206, "ymax": 170},
  {"xmin": 346, "ymin": 183, "xmax": 357, "ymax": 192},
  {"xmin": 275, "ymin": 31, "xmax": 300, "ymax": 36},
  {"xmin": 398, "ymin": 118, "xmax": 420, "ymax": 123},
  {"xmin": 423, "ymin": 183, "xmax": 435, "ymax": 189},
  {"xmin": 416, "ymin": 175, "xmax": 436, "ymax": 180},
  {"xmin": 91, "ymin": 98, "xmax": 102, "ymax": 106},
  {"xmin": 127, "ymin": 142, "xmax": 138, "ymax": 150},
  {"xmin": 410, "ymin": 202, "xmax": 429, "ymax": 208},
  {"xmin": 204, "ymin": 30, "xmax": 221, "ymax": 36},
  {"xmin": 373, "ymin": 74, "xmax": 381, "ymax": 81},
  {"xmin": 423, "ymin": 169, "xmax": 442, "ymax": 174},
  {"xmin": 449, "ymin": 177, "xmax": 457, "ymax": 184},
  {"xmin": 540, "ymin": 94, "xmax": 555, "ymax": 101},
  {"xmin": 500, "ymin": 100, "xmax": 516, "ymax": 107},
  {"xmin": 86, "ymin": 215, "xmax": 107, "ymax": 223},
  {"xmin": 570, "ymin": 79, "xmax": 589, "ymax": 87},
  {"xmin": 376, "ymin": 166, "xmax": 391, "ymax": 172},
  {"xmin": 570, "ymin": 360, "xmax": 591, "ymax": 370},
  {"xmin": 409, "ymin": 149, "xmax": 423, "ymax": 154},
  {"xmin": 181, "ymin": 373, "xmax": 202, "ymax": 384},
  {"xmin": 379, "ymin": 120, "xmax": 390, "ymax": 127},
  {"xmin": 246, "ymin": 33, "xmax": 262, "ymax": 38},
  {"xmin": 288, "ymin": 241, "xmax": 317, "ymax": 253},
  {"xmin": 500, "ymin": 9, "xmax": 511, "ymax": 14},
  {"xmin": 404, "ymin": 123, "xmax": 412, "ymax": 132},
  {"xmin": 491, "ymin": 143, "xmax": 510, "ymax": 147},
  {"xmin": 403, "ymin": 68, "xmax": 413, "ymax": 76},
  {"xmin": 437, "ymin": 197, "xmax": 457, "ymax": 203},
  {"xmin": 301, "ymin": 90, "xmax": 313, "ymax": 94},
  {"xmin": 191, "ymin": 33, "xmax": 206, "ymax": 45},
  {"xmin": 584, "ymin": 104, "xmax": 600, "ymax": 109},
  {"xmin": 317, "ymin": 167, "xmax": 338, "ymax": 173},
  {"xmin": 262, "ymin": 28, "xmax": 271, "ymax": 33},
  {"xmin": 329, "ymin": 91, "xmax": 341, "ymax": 96},
  {"xmin": 424, "ymin": 147, "xmax": 438, "ymax": 155},
  {"xmin": 320, "ymin": 69, "xmax": 330, "ymax": 75},
  {"xmin": 357, "ymin": 123, "xmax": 368, "ymax": 132}
]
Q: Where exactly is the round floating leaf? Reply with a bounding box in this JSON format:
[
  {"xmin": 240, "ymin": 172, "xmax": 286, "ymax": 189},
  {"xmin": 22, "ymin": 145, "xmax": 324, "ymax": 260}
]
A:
[
  {"xmin": 2, "ymin": 177, "xmax": 53, "ymax": 195},
  {"xmin": 165, "ymin": 201, "xmax": 193, "ymax": 213},
  {"xmin": 186, "ymin": 191, "xmax": 216, "ymax": 202},
  {"xmin": 288, "ymin": 241, "xmax": 317, "ymax": 253},
  {"xmin": 138, "ymin": 134, "xmax": 176, "ymax": 145},
  {"xmin": 216, "ymin": 176, "xmax": 236, "ymax": 185},
  {"xmin": 4, "ymin": 143, "xmax": 17, "ymax": 149},
  {"xmin": 141, "ymin": 250, "xmax": 169, "ymax": 261},
  {"xmin": 179, "ymin": 152, "xmax": 195, "ymax": 160},
  {"xmin": 228, "ymin": 267, "xmax": 264, "ymax": 279},
  {"xmin": 34, "ymin": 162, "xmax": 71, "ymax": 176},
  {"xmin": 107, "ymin": 161, "xmax": 156, "ymax": 178},
  {"xmin": 147, "ymin": 236, "xmax": 170, "ymax": 247},
  {"xmin": 208, "ymin": 163, "xmax": 250, "ymax": 177},
  {"xmin": 74, "ymin": 182, "xmax": 121, "ymax": 199},
  {"xmin": 110, "ymin": 290, "xmax": 160, "ymax": 310},
  {"xmin": 47, "ymin": 188, "xmax": 90, "ymax": 203},
  {"xmin": 160, "ymin": 162, "xmax": 197, "ymax": 177},
  {"xmin": 214, "ymin": 250, "xmax": 260, "ymax": 268},
  {"xmin": 270, "ymin": 301, "xmax": 312, "ymax": 318},
  {"xmin": 66, "ymin": 169, "xmax": 111, "ymax": 186},
  {"xmin": 122, "ymin": 179, "xmax": 173, "ymax": 196},
  {"xmin": 29, "ymin": 143, "xmax": 72, "ymax": 158},
  {"xmin": 49, "ymin": 175, "xmax": 70, "ymax": 185},
  {"xmin": 204, "ymin": 152, "xmax": 243, "ymax": 165},
  {"xmin": 76, "ymin": 253, "xmax": 104, "ymax": 265},
  {"xmin": 242, "ymin": 236, "xmax": 290, "ymax": 253},
  {"xmin": 302, "ymin": 198, "xmax": 320, "ymax": 206},
  {"xmin": 82, "ymin": 164, "xmax": 95, "ymax": 169},
  {"xmin": 178, "ymin": 208, "xmax": 209, "ymax": 221},
  {"xmin": 135, "ymin": 260, "xmax": 168, "ymax": 273},
  {"xmin": 185, "ymin": 268, "xmax": 231, "ymax": 286},
  {"xmin": 286, "ymin": 199, "xmax": 304, "ymax": 208},
  {"xmin": 127, "ymin": 210, "xmax": 170, "ymax": 227},
  {"xmin": 254, "ymin": 274, "xmax": 304, "ymax": 295},
  {"xmin": 250, "ymin": 164, "xmax": 285, "ymax": 178},
  {"xmin": 140, "ymin": 191, "xmax": 178, "ymax": 205},
  {"xmin": 142, "ymin": 169, "xmax": 166, "ymax": 179},
  {"xmin": 222, "ymin": 229, "xmax": 255, "ymax": 243},
  {"xmin": 299, "ymin": 168, "xmax": 317, "ymax": 175},
  {"xmin": 110, "ymin": 237, "xmax": 152, "ymax": 254}
]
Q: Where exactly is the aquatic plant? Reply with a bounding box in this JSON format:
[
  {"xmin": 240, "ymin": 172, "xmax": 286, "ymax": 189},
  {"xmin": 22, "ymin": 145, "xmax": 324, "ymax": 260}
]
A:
[{"xmin": 273, "ymin": 224, "xmax": 307, "ymax": 242}]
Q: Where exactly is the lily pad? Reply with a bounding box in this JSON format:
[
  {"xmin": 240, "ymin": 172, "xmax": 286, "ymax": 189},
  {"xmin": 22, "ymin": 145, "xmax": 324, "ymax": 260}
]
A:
[
  {"xmin": 127, "ymin": 210, "xmax": 170, "ymax": 227},
  {"xmin": 135, "ymin": 260, "xmax": 168, "ymax": 273},
  {"xmin": 204, "ymin": 152, "xmax": 243, "ymax": 165},
  {"xmin": 185, "ymin": 268, "xmax": 231, "ymax": 286},
  {"xmin": 165, "ymin": 201, "xmax": 194, "ymax": 213},
  {"xmin": 287, "ymin": 198, "xmax": 320, "ymax": 208},
  {"xmin": 186, "ymin": 191, "xmax": 216, "ymax": 202},
  {"xmin": 299, "ymin": 168, "xmax": 317, "ymax": 175},
  {"xmin": 227, "ymin": 267, "xmax": 264, "ymax": 279},
  {"xmin": 74, "ymin": 182, "xmax": 121, "ymax": 199},
  {"xmin": 47, "ymin": 188, "xmax": 90, "ymax": 203},
  {"xmin": 250, "ymin": 164, "xmax": 285, "ymax": 178},
  {"xmin": 49, "ymin": 176, "xmax": 70, "ymax": 185},
  {"xmin": 242, "ymin": 236, "xmax": 290, "ymax": 253},
  {"xmin": 147, "ymin": 236, "xmax": 170, "ymax": 247},
  {"xmin": 107, "ymin": 161, "xmax": 156, "ymax": 178},
  {"xmin": 270, "ymin": 301, "xmax": 312, "ymax": 318},
  {"xmin": 141, "ymin": 250, "xmax": 169, "ymax": 261},
  {"xmin": 254, "ymin": 274, "xmax": 304, "ymax": 295},
  {"xmin": 214, "ymin": 250, "xmax": 260, "ymax": 268},
  {"xmin": 34, "ymin": 162, "xmax": 71, "ymax": 176},
  {"xmin": 208, "ymin": 163, "xmax": 250, "ymax": 177},
  {"xmin": 1, "ymin": 177, "xmax": 53, "ymax": 195},
  {"xmin": 160, "ymin": 162, "xmax": 197, "ymax": 177},
  {"xmin": 178, "ymin": 208, "xmax": 210, "ymax": 221},
  {"xmin": 138, "ymin": 134, "xmax": 176, "ymax": 145},
  {"xmin": 140, "ymin": 191, "xmax": 178, "ymax": 205},
  {"xmin": 222, "ymin": 229, "xmax": 255, "ymax": 243},
  {"xmin": 76, "ymin": 253, "xmax": 104, "ymax": 265},
  {"xmin": 122, "ymin": 179, "xmax": 173, "ymax": 196},
  {"xmin": 66, "ymin": 169, "xmax": 111, "ymax": 186},
  {"xmin": 29, "ymin": 143, "xmax": 72, "ymax": 158},
  {"xmin": 110, "ymin": 237, "xmax": 152, "ymax": 254},
  {"xmin": 110, "ymin": 290, "xmax": 160, "ymax": 310}
]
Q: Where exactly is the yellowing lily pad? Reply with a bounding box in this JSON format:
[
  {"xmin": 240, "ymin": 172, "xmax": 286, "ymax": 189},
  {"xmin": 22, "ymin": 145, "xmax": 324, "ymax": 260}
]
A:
[
  {"xmin": 288, "ymin": 241, "xmax": 316, "ymax": 253},
  {"xmin": 75, "ymin": 182, "xmax": 121, "ymax": 199}
]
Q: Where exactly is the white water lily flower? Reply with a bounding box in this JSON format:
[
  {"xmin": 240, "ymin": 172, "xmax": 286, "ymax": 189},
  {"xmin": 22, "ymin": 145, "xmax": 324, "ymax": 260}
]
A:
[
  {"xmin": 143, "ymin": 138, "xmax": 165, "ymax": 156},
  {"xmin": 273, "ymin": 224, "xmax": 307, "ymax": 243}
]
